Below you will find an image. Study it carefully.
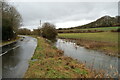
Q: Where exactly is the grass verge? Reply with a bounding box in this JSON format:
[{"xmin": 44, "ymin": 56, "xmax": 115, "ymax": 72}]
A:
[
  {"xmin": 0, "ymin": 36, "xmax": 20, "ymax": 46},
  {"xmin": 24, "ymin": 36, "xmax": 104, "ymax": 78}
]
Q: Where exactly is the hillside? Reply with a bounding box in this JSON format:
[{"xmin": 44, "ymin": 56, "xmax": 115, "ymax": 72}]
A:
[
  {"xmin": 74, "ymin": 15, "xmax": 120, "ymax": 29},
  {"xmin": 58, "ymin": 15, "xmax": 120, "ymax": 30}
]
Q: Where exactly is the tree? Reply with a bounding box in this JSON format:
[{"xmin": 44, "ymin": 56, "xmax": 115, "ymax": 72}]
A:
[
  {"xmin": 2, "ymin": 1, "xmax": 22, "ymax": 41},
  {"xmin": 32, "ymin": 28, "xmax": 41, "ymax": 36},
  {"xmin": 41, "ymin": 22, "xmax": 57, "ymax": 40}
]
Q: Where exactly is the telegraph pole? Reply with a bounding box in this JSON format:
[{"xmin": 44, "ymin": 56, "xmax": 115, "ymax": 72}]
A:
[
  {"xmin": 40, "ymin": 20, "xmax": 41, "ymax": 27},
  {"xmin": 39, "ymin": 20, "xmax": 42, "ymax": 36}
]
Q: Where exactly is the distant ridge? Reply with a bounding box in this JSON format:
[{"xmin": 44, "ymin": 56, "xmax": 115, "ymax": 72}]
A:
[
  {"xmin": 74, "ymin": 15, "xmax": 120, "ymax": 29},
  {"xmin": 58, "ymin": 15, "xmax": 120, "ymax": 30}
]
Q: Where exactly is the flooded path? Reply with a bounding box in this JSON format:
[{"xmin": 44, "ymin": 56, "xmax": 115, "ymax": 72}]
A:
[{"xmin": 2, "ymin": 36, "xmax": 37, "ymax": 78}]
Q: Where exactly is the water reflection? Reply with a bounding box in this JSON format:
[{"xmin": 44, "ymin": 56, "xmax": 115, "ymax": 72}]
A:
[
  {"xmin": 55, "ymin": 39, "xmax": 119, "ymax": 78},
  {"xmin": 2, "ymin": 36, "xmax": 37, "ymax": 78}
]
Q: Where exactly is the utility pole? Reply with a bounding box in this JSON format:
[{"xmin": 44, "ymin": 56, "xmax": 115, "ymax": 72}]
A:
[
  {"xmin": 39, "ymin": 20, "xmax": 42, "ymax": 36},
  {"xmin": 40, "ymin": 20, "xmax": 41, "ymax": 27}
]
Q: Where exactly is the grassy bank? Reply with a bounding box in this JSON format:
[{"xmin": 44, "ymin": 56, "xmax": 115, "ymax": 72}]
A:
[
  {"xmin": 58, "ymin": 32, "xmax": 119, "ymax": 57},
  {"xmin": 0, "ymin": 36, "xmax": 20, "ymax": 46},
  {"xmin": 24, "ymin": 36, "xmax": 104, "ymax": 78}
]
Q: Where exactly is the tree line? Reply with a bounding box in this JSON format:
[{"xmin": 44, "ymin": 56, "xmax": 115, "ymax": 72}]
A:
[
  {"xmin": 18, "ymin": 22, "xmax": 58, "ymax": 40},
  {"xmin": 1, "ymin": 1, "xmax": 57, "ymax": 41}
]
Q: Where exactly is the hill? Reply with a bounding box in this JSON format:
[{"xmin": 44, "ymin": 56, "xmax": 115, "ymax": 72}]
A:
[
  {"xmin": 75, "ymin": 15, "xmax": 120, "ymax": 29},
  {"xmin": 58, "ymin": 15, "xmax": 120, "ymax": 30}
]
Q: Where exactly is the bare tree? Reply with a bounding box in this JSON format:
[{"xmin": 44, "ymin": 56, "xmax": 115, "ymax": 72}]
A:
[{"xmin": 2, "ymin": 1, "xmax": 22, "ymax": 40}]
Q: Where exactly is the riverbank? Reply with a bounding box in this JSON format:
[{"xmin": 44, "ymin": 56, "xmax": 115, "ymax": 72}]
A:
[
  {"xmin": 58, "ymin": 32, "xmax": 119, "ymax": 57},
  {"xmin": 0, "ymin": 36, "xmax": 21, "ymax": 47},
  {"xmin": 24, "ymin": 36, "xmax": 104, "ymax": 78}
]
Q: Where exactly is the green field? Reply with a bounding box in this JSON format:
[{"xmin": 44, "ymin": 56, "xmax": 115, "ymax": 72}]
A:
[
  {"xmin": 75, "ymin": 26, "xmax": 119, "ymax": 31},
  {"xmin": 58, "ymin": 32, "xmax": 119, "ymax": 43},
  {"xmin": 58, "ymin": 27, "xmax": 120, "ymax": 32},
  {"xmin": 58, "ymin": 32, "xmax": 119, "ymax": 56}
]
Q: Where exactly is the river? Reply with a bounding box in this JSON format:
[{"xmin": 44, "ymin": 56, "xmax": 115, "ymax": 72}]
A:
[
  {"xmin": 1, "ymin": 36, "xmax": 37, "ymax": 78},
  {"xmin": 1, "ymin": 37, "xmax": 119, "ymax": 78},
  {"xmin": 55, "ymin": 39, "xmax": 119, "ymax": 78}
]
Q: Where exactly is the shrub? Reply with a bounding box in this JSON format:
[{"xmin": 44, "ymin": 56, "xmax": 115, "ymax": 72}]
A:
[
  {"xmin": 117, "ymin": 28, "xmax": 120, "ymax": 32},
  {"xmin": 41, "ymin": 22, "xmax": 57, "ymax": 40}
]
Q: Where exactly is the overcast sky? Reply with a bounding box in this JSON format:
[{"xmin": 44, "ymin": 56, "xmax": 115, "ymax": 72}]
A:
[{"xmin": 9, "ymin": 1, "xmax": 118, "ymax": 30}]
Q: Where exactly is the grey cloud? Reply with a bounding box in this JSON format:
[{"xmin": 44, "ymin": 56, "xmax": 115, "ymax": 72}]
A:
[{"xmin": 11, "ymin": 2, "xmax": 118, "ymax": 29}]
